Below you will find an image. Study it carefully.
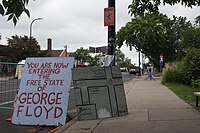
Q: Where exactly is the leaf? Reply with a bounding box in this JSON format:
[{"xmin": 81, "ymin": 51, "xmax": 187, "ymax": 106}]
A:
[
  {"xmin": 15, "ymin": 7, "xmax": 24, "ymax": 19},
  {"xmin": 0, "ymin": 4, "xmax": 4, "ymax": 15},
  {"xmin": 2, "ymin": 0, "xmax": 9, "ymax": 8},
  {"xmin": 24, "ymin": 8, "xmax": 30, "ymax": 17},
  {"xmin": 13, "ymin": 16, "xmax": 17, "ymax": 26},
  {"xmin": 7, "ymin": 13, "xmax": 14, "ymax": 21}
]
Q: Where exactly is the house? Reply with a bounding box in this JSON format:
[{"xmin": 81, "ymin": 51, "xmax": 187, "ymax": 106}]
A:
[
  {"xmin": 44, "ymin": 38, "xmax": 68, "ymax": 57},
  {"xmin": 43, "ymin": 38, "xmax": 77, "ymax": 66}
]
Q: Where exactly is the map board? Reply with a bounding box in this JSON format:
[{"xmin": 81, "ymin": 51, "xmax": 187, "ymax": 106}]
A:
[
  {"xmin": 72, "ymin": 66, "xmax": 128, "ymax": 120},
  {"xmin": 12, "ymin": 57, "xmax": 74, "ymax": 125}
]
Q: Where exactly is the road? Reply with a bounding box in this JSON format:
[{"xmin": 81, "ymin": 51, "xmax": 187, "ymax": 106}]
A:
[
  {"xmin": 0, "ymin": 72, "xmax": 135, "ymax": 133},
  {"xmin": 122, "ymin": 72, "xmax": 136, "ymax": 82}
]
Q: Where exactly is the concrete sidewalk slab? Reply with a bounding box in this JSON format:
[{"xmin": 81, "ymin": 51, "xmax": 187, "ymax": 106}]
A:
[
  {"xmin": 56, "ymin": 77, "xmax": 200, "ymax": 133},
  {"xmin": 149, "ymin": 108, "xmax": 200, "ymax": 121},
  {"xmin": 93, "ymin": 120, "xmax": 200, "ymax": 133},
  {"xmin": 128, "ymin": 101, "xmax": 193, "ymax": 109}
]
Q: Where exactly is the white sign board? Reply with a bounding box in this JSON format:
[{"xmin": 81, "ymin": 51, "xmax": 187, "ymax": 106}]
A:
[{"xmin": 12, "ymin": 57, "xmax": 74, "ymax": 125}]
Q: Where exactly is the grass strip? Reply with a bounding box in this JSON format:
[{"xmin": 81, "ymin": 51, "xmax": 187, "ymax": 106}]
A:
[{"xmin": 165, "ymin": 82, "xmax": 200, "ymax": 105}]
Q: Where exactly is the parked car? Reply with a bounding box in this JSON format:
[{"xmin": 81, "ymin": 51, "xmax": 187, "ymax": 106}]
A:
[{"xmin": 129, "ymin": 69, "xmax": 136, "ymax": 75}]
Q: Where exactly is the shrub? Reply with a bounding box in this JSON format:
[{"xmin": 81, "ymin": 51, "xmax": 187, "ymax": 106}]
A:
[
  {"xmin": 191, "ymin": 79, "xmax": 200, "ymax": 89},
  {"xmin": 161, "ymin": 63, "xmax": 183, "ymax": 84}
]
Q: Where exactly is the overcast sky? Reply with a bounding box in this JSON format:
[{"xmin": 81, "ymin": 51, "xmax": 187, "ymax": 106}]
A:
[{"xmin": 0, "ymin": 0, "xmax": 200, "ymax": 65}]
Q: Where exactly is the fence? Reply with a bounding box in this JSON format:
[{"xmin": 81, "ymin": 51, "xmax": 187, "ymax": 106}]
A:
[{"xmin": 0, "ymin": 62, "xmax": 24, "ymax": 110}]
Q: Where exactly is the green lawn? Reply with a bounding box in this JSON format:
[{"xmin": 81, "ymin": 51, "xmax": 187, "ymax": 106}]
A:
[{"xmin": 165, "ymin": 82, "xmax": 200, "ymax": 106}]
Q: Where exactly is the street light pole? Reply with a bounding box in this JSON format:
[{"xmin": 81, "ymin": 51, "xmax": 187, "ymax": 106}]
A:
[
  {"xmin": 28, "ymin": 17, "xmax": 42, "ymax": 57},
  {"xmin": 29, "ymin": 17, "xmax": 43, "ymax": 42},
  {"xmin": 108, "ymin": 0, "xmax": 115, "ymax": 65}
]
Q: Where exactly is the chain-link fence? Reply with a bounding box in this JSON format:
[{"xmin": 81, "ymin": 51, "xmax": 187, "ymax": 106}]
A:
[{"xmin": 0, "ymin": 62, "xmax": 24, "ymax": 110}]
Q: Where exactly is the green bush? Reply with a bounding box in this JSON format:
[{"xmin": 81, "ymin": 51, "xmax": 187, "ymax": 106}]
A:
[
  {"xmin": 191, "ymin": 79, "xmax": 200, "ymax": 89},
  {"xmin": 177, "ymin": 48, "xmax": 200, "ymax": 85},
  {"xmin": 161, "ymin": 63, "xmax": 183, "ymax": 84}
]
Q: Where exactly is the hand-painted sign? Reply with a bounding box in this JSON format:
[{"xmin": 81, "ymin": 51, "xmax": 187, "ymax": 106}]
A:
[
  {"xmin": 12, "ymin": 57, "xmax": 74, "ymax": 125},
  {"xmin": 104, "ymin": 7, "xmax": 115, "ymax": 26}
]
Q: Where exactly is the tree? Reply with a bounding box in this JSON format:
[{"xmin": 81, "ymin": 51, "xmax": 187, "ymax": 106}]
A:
[
  {"xmin": 116, "ymin": 13, "xmax": 189, "ymax": 69},
  {"xmin": 129, "ymin": 0, "xmax": 200, "ymax": 17},
  {"xmin": 177, "ymin": 16, "xmax": 200, "ymax": 60},
  {"xmin": 115, "ymin": 48, "xmax": 125, "ymax": 65},
  {"xmin": 88, "ymin": 54, "xmax": 101, "ymax": 66},
  {"xmin": 7, "ymin": 35, "xmax": 45, "ymax": 62},
  {"xmin": 121, "ymin": 57, "xmax": 134, "ymax": 70},
  {"xmin": 74, "ymin": 47, "xmax": 91, "ymax": 66}
]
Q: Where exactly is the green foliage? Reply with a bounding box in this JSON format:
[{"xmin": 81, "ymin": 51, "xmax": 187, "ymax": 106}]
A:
[
  {"xmin": 74, "ymin": 47, "xmax": 91, "ymax": 66},
  {"xmin": 120, "ymin": 57, "xmax": 134, "ymax": 70},
  {"xmin": 115, "ymin": 48, "xmax": 125, "ymax": 65},
  {"xmin": 191, "ymin": 79, "xmax": 200, "ymax": 89},
  {"xmin": 7, "ymin": 35, "xmax": 45, "ymax": 62},
  {"xmin": 178, "ymin": 47, "xmax": 200, "ymax": 84},
  {"xmin": 162, "ymin": 47, "xmax": 200, "ymax": 85},
  {"xmin": 0, "ymin": 0, "xmax": 31, "ymax": 25},
  {"xmin": 116, "ymin": 13, "xmax": 189, "ymax": 69},
  {"xmin": 165, "ymin": 82, "xmax": 200, "ymax": 105},
  {"xmin": 184, "ymin": 48, "xmax": 200, "ymax": 70},
  {"xmin": 88, "ymin": 54, "xmax": 101, "ymax": 66},
  {"xmin": 129, "ymin": 0, "xmax": 200, "ymax": 17},
  {"xmin": 161, "ymin": 64, "xmax": 183, "ymax": 84}
]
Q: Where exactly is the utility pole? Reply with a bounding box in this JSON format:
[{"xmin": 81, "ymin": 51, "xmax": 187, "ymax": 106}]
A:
[
  {"xmin": 138, "ymin": 50, "xmax": 141, "ymax": 76},
  {"xmin": 107, "ymin": 0, "xmax": 115, "ymax": 65}
]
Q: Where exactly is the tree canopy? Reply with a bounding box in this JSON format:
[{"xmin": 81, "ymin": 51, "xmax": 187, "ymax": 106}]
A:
[
  {"xmin": 116, "ymin": 13, "xmax": 190, "ymax": 69},
  {"xmin": 7, "ymin": 35, "xmax": 45, "ymax": 62},
  {"xmin": 88, "ymin": 54, "xmax": 101, "ymax": 66},
  {"xmin": 129, "ymin": 0, "xmax": 200, "ymax": 17},
  {"xmin": 74, "ymin": 47, "xmax": 91, "ymax": 66},
  {"xmin": 115, "ymin": 48, "xmax": 125, "ymax": 65}
]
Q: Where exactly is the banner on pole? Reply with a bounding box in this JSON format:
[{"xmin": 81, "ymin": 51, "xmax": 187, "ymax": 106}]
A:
[{"xmin": 104, "ymin": 7, "xmax": 115, "ymax": 26}]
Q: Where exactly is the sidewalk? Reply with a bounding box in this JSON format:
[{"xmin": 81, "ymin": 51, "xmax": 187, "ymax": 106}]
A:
[{"xmin": 57, "ymin": 76, "xmax": 200, "ymax": 133}]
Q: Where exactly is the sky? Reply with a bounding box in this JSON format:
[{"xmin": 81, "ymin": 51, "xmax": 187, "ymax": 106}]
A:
[{"xmin": 0, "ymin": 0, "xmax": 200, "ymax": 65}]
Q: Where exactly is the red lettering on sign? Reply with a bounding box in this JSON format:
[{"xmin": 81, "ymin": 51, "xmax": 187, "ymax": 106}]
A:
[
  {"xmin": 25, "ymin": 106, "xmax": 32, "ymax": 116},
  {"xmin": 44, "ymin": 106, "xmax": 54, "ymax": 119},
  {"xmin": 34, "ymin": 106, "xmax": 42, "ymax": 118},
  {"xmin": 27, "ymin": 93, "xmax": 33, "ymax": 104},
  {"xmin": 19, "ymin": 93, "xmax": 26, "ymax": 104},
  {"xmin": 56, "ymin": 92, "xmax": 62, "ymax": 104},
  {"xmin": 32, "ymin": 93, "xmax": 40, "ymax": 104},
  {"xmin": 41, "ymin": 93, "xmax": 48, "ymax": 104},
  {"xmin": 54, "ymin": 107, "xmax": 63, "ymax": 118},
  {"xmin": 17, "ymin": 105, "xmax": 24, "ymax": 117}
]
